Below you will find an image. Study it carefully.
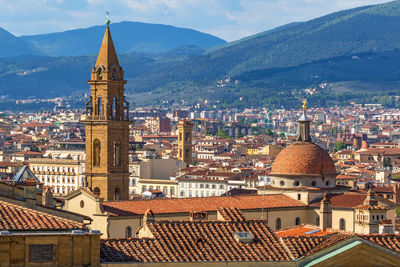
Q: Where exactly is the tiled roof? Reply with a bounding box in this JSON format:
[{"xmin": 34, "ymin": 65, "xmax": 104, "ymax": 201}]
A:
[
  {"xmin": 275, "ymin": 224, "xmax": 332, "ymax": 238},
  {"xmin": 101, "ymin": 220, "xmax": 292, "ymax": 263},
  {"xmin": 361, "ymin": 235, "xmax": 400, "ymax": 253},
  {"xmin": 309, "ymin": 193, "xmax": 367, "ymax": 208},
  {"xmin": 217, "ymin": 207, "xmax": 246, "ymax": 221},
  {"xmin": 102, "ymin": 195, "xmax": 306, "ymax": 216},
  {"xmin": 282, "ymin": 234, "xmax": 351, "ymax": 258},
  {"xmin": 271, "ymin": 142, "xmax": 336, "ymax": 176},
  {"xmin": 0, "ymin": 200, "xmax": 84, "ymax": 231}
]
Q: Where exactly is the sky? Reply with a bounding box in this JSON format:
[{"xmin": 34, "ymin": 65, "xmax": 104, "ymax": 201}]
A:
[{"xmin": 0, "ymin": 0, "xmax": 393, "ymax": 41}]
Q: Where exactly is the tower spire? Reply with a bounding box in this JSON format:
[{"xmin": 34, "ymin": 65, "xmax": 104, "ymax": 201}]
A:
[{"xmin": 95, "ymin": 22, "xmax": 120, "ymax": 70}]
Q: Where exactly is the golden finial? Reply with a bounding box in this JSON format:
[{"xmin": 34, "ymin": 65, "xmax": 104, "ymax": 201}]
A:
[{"xmin": 302, "ymin": 99, "xmax": 307, "ymax": 110}]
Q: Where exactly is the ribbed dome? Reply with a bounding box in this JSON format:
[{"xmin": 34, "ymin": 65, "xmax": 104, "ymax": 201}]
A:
[{"xmin": 271, "ymin": 142, "xmax": 336, "ymax": 176}]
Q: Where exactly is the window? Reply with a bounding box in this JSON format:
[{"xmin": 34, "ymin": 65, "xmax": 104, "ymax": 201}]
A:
[
  {"xmin": 114, "ymin": 188, "xmax": 121, "ymax": 200},
  {"xmin": 93, "ymin": 139, "xmax": 101, "ymax": 166},
  {"xmin": 316, "ymin": 216, "xmax": 320, "ymax": 226},
  {"xmin": 113, "ymin": 140, "xmax": 121, "ymax": 166},
  {"xmin": 93, "ymin": 187, "xmax": 100, "ymax": 196},
  {"xmin": 339, "ymin": 218, "xmax": 345, "ymax": 230},
  {"xmin": 326, "ymin": 181, "xmax": 330, "ymax": 186},
  {"xmin": 276, "ymin": 218, "xmax": 281, "ymax": 230},
  {"xmin": 297, "ymin": 194, "xmax": 301, "ymax": 200},
  {"xmin": 80, "ymin": 200, "xmax": 84, "ymax": 208},
  {"xmin": 295, "ymin": 217, "xmax": 301, "ymax": 226},
  {"xmin": 112, "ymin": 97, "xmax": 117, "ymax": 118},
  {"xmin": 294, "ymin": 181, "xmax": 300, "ymax": 187},
  {"xmin": 212, "ymin": 184, "xmax": 216, "ymax": 189},
  {"xmin": 311, "ymin": 181, "xmax": 317, "ymax": 186},
  {"xmin": 125, "ymin": 226, "xmax": 132, "ymax": 238},
  {"xmin": 280, "ymin": 180, "xmax": 285, "ymax": 186},
  {"xmin": 97, "ymin": 97, "xmax": 102, "ymax": 115},
  {"xmin": 220, "ymin": 185, "xmax": 224, "ymax": 189},
  {"xmin": 170, "ymin": 187, "xmax": 175, "ymax": 196}
]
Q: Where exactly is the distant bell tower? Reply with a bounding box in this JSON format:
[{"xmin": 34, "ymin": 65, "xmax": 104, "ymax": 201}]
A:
[
  {"xmin": 83, "ymin": 19, "xmax": 130, "ymax": 201},
  {"xmin": 177, "ymin": 120, "xmax": 193, "ymax": 166}
]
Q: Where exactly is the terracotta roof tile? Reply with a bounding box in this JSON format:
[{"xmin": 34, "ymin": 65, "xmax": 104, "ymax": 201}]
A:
[
  {"xmin": 217, "ymin": 207, "xmax": 246, "ymax": 221},
  {"xmin": 361, "ymin": 235, "xmax": 400, "ymax": 253},
  {"xmin": 271, "ymin": 142, "xmax": 336, "ymax": 176},
  {"xmin": 101, "ymin": 220, "xmax": 291, "ymax": 263},
  {"xmin": 102, "ymin": 195, "xmax": 306, "ymax": 216},
  {"xmin": 0, "ymin": 200, "xmax": 84, "ymax": 231},
  {"xmin": 275, "ymin": 225, "xmax": 332, "ymax": 238}
]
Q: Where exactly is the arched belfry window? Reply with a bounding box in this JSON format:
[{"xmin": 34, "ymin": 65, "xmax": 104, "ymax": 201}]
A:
[
  {"xmin": 97, "ymin": 97, "xmax": 103, "ymax": 116},
  {"xmin": 112, "ymin": 67, "xmax": 117, "ymax": 80},
  {"xmin": 96, "ymin": 66, "xmax": 103, "ymax": 80},
  {"xmin": 93, "ymin": 139, "xmax": 101, "ymax": 166},
  {"xmin": 295, "ymin": 217, "xmax": 301, "ymax": 226},
  {"xmin": 112, "ymin": 97, "xmax": 117, "ymax": 118},
  {"xmin": 113, "ymin": 139, "xmax": 121, "ymax": 166}
]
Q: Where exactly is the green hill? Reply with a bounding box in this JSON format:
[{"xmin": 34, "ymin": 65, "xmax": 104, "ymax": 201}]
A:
[{"xmin": 4, "ymin": 1, "xmax": 400, "ymax": 109}]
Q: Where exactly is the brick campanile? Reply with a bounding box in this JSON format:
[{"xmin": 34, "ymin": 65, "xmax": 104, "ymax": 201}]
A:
[{"xmin": 83, "ymin": 23, "xmax": 130, "ymax": 201}]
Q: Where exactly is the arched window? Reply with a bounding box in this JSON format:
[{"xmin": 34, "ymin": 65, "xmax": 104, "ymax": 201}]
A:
[
  {"xmin": 112, "ymin": 97, "xmax": 117, "ymax": 118},
  {"xmin": 114, "ymin": 187, "xmax": 121, "ymax": 200},
  {"xmin": 311, "ymin": 181, "xmax": 317, "ymax": 186},
  {"xmin": 113, "ymin": 140, "xmax": 121, "ymax": 166},
  {"xmin": 125, "ymin": 226, "xmax": 132, "ymax": 238},
  {"xmin": 316, "ymin": 216, "xmax": 320, "ymax": 226},
  {"xmin": 112, "ymin": 67, "xmax": 117, "ymax": 80},
  {"xmin": 93, "ymin": 139, "xmax": 101, "ymax": 166},
  {"xmin": 293, "ymin": 181, "xmax": 300, "ymax": 186},
  {"xmin": 93, "ymin": 187, "xmax": 100, "ymax": 196},
  {"xmin": 280, "ymin": 180, "xmax": 285, "ymax": 186},
  {"xmin": 97, "ymin": 97, "xmax": 102, "ymax": 115},
  {"xmin": 339, "ymin": 218, "xmax": 346, "ymax": 230},
  {"xmin": 295, "ymin": 217, "xmax": 301, "ymax": 226},
  {"xmin": 97, "ymin": 67, "xmax": 102, "ymax": 80},
  {"xmin": 276, "ymin": 218, "xmax": 281, "ymax": 230}
]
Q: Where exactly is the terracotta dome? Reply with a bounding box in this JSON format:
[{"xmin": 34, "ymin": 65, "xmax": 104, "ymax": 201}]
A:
[{"xmin": 271, "ymin": 142, "xmax": 336, "ymax": 176}]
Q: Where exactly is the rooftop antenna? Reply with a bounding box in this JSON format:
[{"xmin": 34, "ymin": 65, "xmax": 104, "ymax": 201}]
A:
[{"xmin": 105, "ymin": 12, "xmax": 111, "ymax": 25}]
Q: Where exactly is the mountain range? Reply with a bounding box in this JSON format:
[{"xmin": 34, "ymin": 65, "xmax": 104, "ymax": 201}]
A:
[{"xmin": 3, "ymin": 1, "xmax": 400, "ymax": 109}]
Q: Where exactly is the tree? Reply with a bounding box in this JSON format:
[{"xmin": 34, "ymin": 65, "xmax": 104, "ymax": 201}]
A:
[
  {"xmin": 334, "ymin": 141, "xmax": 346, "ymax": 152},
  {"xmin": 383, "ymin": 157, "xmax": 392, "ymax": 168},
  {"xmin": 266, "ymin": 128, "xmax": 273, "ymax": 136},
  {"xmin": 278, "ymin": 132, "xmax": 286, "ymax": 139},
  {"xmin": 216, "ymin": 129, "xmax": 231, "ymax": 139}
]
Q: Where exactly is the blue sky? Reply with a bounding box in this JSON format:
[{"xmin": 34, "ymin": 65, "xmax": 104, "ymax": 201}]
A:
[{"xmin": 0, "ymin": 0, "xmax": 392, "ymax": 41}]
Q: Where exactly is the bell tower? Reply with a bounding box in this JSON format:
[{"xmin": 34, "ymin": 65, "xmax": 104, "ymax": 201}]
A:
[
  {"xmin": 177, "ymin": 120, "xmax": 193, "ymax": 166},
  {"xmin": 83, "ymin": 21, "xmax": 130, "ymax": 201}
]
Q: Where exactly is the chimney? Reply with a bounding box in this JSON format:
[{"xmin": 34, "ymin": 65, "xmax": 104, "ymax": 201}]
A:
[
  {"xmin": 23, "ymin": 178, "xmax": 39, "ymax": 208},
  {"xmin": 138, "ymin": 209, "xmax": 155, "ymax": 238},
  {"xmin": 320, "ymin": 193, "xmax": 332, "ymax": 230}
]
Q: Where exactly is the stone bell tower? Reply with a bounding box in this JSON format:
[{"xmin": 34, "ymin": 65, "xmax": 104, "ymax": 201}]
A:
[
  {"xmin": 83, "ymin": 21, "xmax": 130, "ymax": 201},
  {"xmin": 177, "ymin": 120, "xmax": 193, "ymax": 166}
]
